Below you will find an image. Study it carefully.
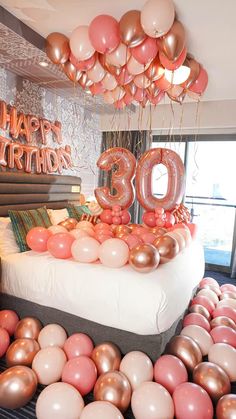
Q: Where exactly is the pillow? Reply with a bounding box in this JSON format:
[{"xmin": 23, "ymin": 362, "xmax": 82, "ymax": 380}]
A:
[
  {"xmin": 0, "ymin": 217, "xmax": 19, "ymax": 256},
  {"xmin": 8, "ymin": 207, "xmax": 52, "ymax": 252},
  {"xmin": 47, "ymin": 208, "xmax": 69, "ymax": 225},
  {"xmin": 66, "ymin": 205, "xmax": 91, "ymax": 221}
]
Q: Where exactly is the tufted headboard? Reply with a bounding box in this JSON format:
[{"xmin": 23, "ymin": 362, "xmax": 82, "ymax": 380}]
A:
[{"xmin": 0, "ymin": 172, "xmax": 81, "ymax": 216}]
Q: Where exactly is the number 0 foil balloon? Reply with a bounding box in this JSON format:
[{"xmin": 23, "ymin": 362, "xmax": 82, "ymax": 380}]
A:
[
  {"xmin": 95, "ymin": 147, "xmax": 136, "ymax": 210},
  {"xmin": 136, "ymin": 148, "xmax": 185, "ymax": 211}
]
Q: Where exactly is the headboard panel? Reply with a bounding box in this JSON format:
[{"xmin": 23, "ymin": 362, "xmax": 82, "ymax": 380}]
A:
[{"xmin": 0, "ymin": 172, "xmax": 81, "ymax": 217}]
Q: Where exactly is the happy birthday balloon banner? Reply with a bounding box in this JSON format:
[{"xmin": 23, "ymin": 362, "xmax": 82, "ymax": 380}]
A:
[
  {"xmin": 45, "ymin": 0, "xmax": 208, "ymax": 109},
  {"xmin": 0, "ymin": 100, "xmax": 73, "ymax": 174}
]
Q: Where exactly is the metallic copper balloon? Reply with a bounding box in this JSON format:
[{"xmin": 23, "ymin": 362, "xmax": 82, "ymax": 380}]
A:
[
  {"xmin": 6, "ymin": 338, "xmax": 40, "ymax": 367},
  {"xmin": 210, "ymin": 316, "xmax": 236, "ymax": 330},
  {"xmin": 153, "ymin": 235, "xmax": 179, "ymax": 263},
  {"xmin": 166, "ymin": 335, "xmax": 202, "ymax": 372},
  {"xmin": 193, "ymin": 362, "xmax": 231, "ymax": 402},
  {"xmin": 115, "ymin": 225, "xmax": 131, "ymax": 235},
  {"xmin": 119, "ymin": 10, "xmax": 146, "ymax": 48},
  {"xmin": 62, "ymin": 61, "xmax": 82, "ymax": 83},
  {"xmin": 14, "ymin": 317, "xmax": 42, "ymax": 340},
  {"xmin": 182, "ymin": 58, "xmax": 200, "ymax": 90},
  {"xmin": 151, "ymin": 227, "xmax": 167, "ymax": 236},
  {"xmin": 128, "ymin": 224, "xmax": 139, "ymax": 231},
  {"xmin": 79, "ymin": 72, "xmax": 93, "ymax": 89},
  {"xmin": 0, "ymin": 365, "xmax": 38, "ymax": 409},
  {"xmin": 45, "ymin": 32, "xmax": 70, "ymax": 64},
  {"xmin": 59, "ymin": 218, "xmax": 78, "ymax": 231},
  {"xmin": 145, "ymin": 55, "xmax": 165, "ymax": 81},
  {"xmin": 216, "ymin": 394, "xmax": 236, "ymax": 419},
  {"xmin": 220, "ymin": 291, "xmax": 236, "ymax": 300},
  {"xmin": 167, "ymin": 90, "xmax": 186, "ymax": 104},
  {"xmin": 129, "ymin": 243, "xmax": 160, "ymax": 273},
  {"xmin": 189, "ymin": 304, "xmax": 211, "ymax": 321},
  {"xmin": 91, "ymin": 342, "xmax": 121, "ymax": 376},
  {"xmin": 159, "ymin": 20, "xmax": 185, "ymax": 62},
  {"xmin": 124, "ymin": 82, "xmax": 137, "ymax": 97},
  {"xmin": 94, "ymin": 370, "xmax": 131, "ymax": 412},
  {"xmin": 99, "ymin": 54, "xmax": 122, "ymax": 77}
]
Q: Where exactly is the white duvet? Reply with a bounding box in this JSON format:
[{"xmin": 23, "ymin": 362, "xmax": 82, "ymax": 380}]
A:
[{"xmin": 0, "ymin": 241, "xmax": 204, "ymax": 335}]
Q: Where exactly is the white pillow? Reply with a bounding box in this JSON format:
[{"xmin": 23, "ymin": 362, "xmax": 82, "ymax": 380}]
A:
[
  {"xmin": 0, "ymin": 217, "xmax": 20, "ymax": 256},
  {"xmin": 47, "ymin": 208, "xmax": 69, "ymax": 225}
]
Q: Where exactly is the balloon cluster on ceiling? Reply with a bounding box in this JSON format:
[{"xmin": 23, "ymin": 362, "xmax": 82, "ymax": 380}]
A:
[{"xmin": 45, "ymin": 0, "xmax": 208, "ymax": 108}]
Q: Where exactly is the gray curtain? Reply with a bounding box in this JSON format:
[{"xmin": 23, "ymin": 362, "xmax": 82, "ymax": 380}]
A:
[{"xmin": 99, "ymin": 130, "xmax": 152, "ymax": 223}]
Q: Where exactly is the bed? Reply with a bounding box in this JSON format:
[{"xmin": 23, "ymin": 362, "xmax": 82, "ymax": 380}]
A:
[{"xmin": 0, "ymin": 172, "xmax": 204, "ymax": 361}]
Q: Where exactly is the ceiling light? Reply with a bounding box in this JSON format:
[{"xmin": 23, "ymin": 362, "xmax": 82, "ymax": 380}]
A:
[
  {"xmin": 39, "ymin": 61, "xmax": 49, "ymax": 67},
  {"xmin": 165, "ymin": 65, "xmax": 190, "ymax": 85}
]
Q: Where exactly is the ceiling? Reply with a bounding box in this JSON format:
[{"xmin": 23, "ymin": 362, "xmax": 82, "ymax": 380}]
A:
[{"xmin": 0, "ymin": 0, "xmax": 236, "ymax": 104}]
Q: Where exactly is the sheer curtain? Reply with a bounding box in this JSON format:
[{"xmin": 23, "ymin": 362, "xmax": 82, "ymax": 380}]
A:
[{"xmin": 99, "ymin": 130, "xmax": 152, "ymax": 223}]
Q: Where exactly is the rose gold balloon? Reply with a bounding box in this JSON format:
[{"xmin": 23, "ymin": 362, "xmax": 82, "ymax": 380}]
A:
[
  {"xmin": 210, "ymin": 316, "xmax": 236, "ymax": 330},
  {"xmin": 159, "ymin": 20, "xmax": 185, "ymax": 62},
  {"xmin": 91, "ymin": 342, "xmax": 121, "ymax": 375},
  {"xmin": 59, "ymin": 218, "xmax": 78, "ymax": 231},
  {"xmin": 115, "ymin": 225, "xmax": 131, "ymax": 235},
  {"xmin": 189, "ymin": 304, "xmax": 211, "ymax": 321},
  {"xmin": 62, "ymin": 61, "xmax": 81, "ymax": 82},
  {"xmin": 193, "ymin": 362, "xmax": 231, "ymax": 402},
  {"xmin": 151, "ymin": 227, "xmax": 167, "ymax": 235},
  {"xmin": 153, "ymin": 235, "xmax": 179, "ymax": 263},
  {"xmin": 167, "ymin": 89, "xmax": 186, "ymax": 104},
  {"xmin": 166, "ymin": 335, "xmax": 202, "ymax": 372},
  {"xmin": 182, "ymin": 58, "xmax": 200, "ymax": 90},
  {"xmin": 14, "ymin": 317, "xmax": 42, "ymax": 340},
  {"xmin": 216, "ymin": 394, "xmax": 236, "ymax": 419},
  {"xmin": 45, "ymin": 32, "xmax": 70, "ymax": 64},
  {"xmin": 0, "ymin": 365, "xmax": 38, "ymax": 409},
  {"xmin": 220, "ymin": 291, "xmax": 236, "ymax": 300},
  {"xmin": 145, "ymin": 55, "xmax": 165, "ymax": 81},
  {"xmin": 119, "ymin": 10, "xmax": 146, "ymax": 48},
  {"xmin": 6, "ymin": 338, "xmax": 40, "ymax": 367},
  {"xmin": 129, "ymin": 243, "xmax": 160, "ymax": 273},
  {"xmin": 94, "ymin": 371, "xmax": 131, "ymax": 413},
  {"xmin": 79, "ymin": 72, "xmax": 93, "ymax": 89}
]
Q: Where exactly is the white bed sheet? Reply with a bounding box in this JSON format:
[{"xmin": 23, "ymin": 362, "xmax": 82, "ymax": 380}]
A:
[{"xmin": 0, "ymin": 241, "xmax": 204, "ymax": 335}]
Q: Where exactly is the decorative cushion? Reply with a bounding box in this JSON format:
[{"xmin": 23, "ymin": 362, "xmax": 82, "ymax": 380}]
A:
[
  {"xmin": 0, "ymin": 217, "xmax": 19, "ymax": 256},
  {"xmin": 8, "ymin": 207, "xmax": 52, "ymax": 252},
  {"xmin": 47, "ymin": 208, "xmax": 69, "ymax": 225},
  {"xmin": 66, "ymin": 205, "xmax": 91, "ymax": 221}
]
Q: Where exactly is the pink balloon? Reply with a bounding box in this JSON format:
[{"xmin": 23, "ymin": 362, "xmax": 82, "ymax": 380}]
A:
[
  {"xmin": 87, "ymin": 59, "xmax": 105, "ymax": 83},
  {"xmin": 95, "ymin": 233, "xmax": 113, "ymax": 243},
  {"xmin": 127, "ymin": 56, "xmax": 149, "ymax": 75},
  {"xmin": 140, "ymin": 0, "xmax": 175, "ymax": 38},
  {"xmin": 132, "ymin": 226, "xmax": 149, "ymax": 236},
  {"xmin": 190, "ymin": 295, "xmax": 215, "ymax": 315},
  {"xmin": 69, "ymin": 52, "xmax": 96, "ymax": 71},
  {"xmin": 122, "ymin": 234, "xmax": 142, "ymax": 249},
  {"xmin": 64, "ymin": 333, "xmax": 94, "ymax": 360},
  {"xmin": 164, "ymin": 211, "xmax": 175, "ymax": 228},
  {"xmin": 116, "ymin": 67, "xmax": 133, "ymax": 85},
  {"xmin": 0, "ymin": 327, "xmax": 10, "ymax": 357},
  {"xmin": 47, "ymin": 233, "xmax": 75, "ymax": 259},
  {"xmin": 134, "ymin": 87, "xmax": 146, "ymax": 102},
  {"xmin": 103, "ymin": 90, "xmax": 115, "ymax": 104},
  {"xmin": 48, "ymin": 225, "xmax": 67, "ymax": 234},
  {"xmin": 196, "ymin": 289, "xmax": 219, "ymax": 306},
  {"xmin": 94, "ymin": 223, "xmax": 112, "ymax": 232},
  {"xmin": 134, "ymin": 74, "xmax": 151, "ymax": 88},
  {"xmin": 90, "ymin": 82, "xmax": 105, "ymax": 95},
  {"xmin": 212, "ymin": 306, "xmax": 236, "ymax": 324},
  {"xmin": 189, "ymin": 67, "xmax": 208, "ymax": 95},
  {"xmin": 199, "ymin": 277, "xmax": 219, "ymax": 288},
  {"xmin": 210, "ymin": 326, "xmax": 236, "ymax": 348},
  {"xmin": 142, "ymin": 212, "xmax": 156, "ymax": 228},
  {"xmin": 0, "ymin": 310, "xmax": 19, "ymax": 336},
  {"xmin": 208, "ymin": 343, "xmax": 236, "ymax": 381},
  {"xmin": 154, "ymin": 355, "xmax": 188, "ymax": 395},
  {"xmin": 181, "ymin": 325, "xmax": 213, "ymax": 356},
  {"xmin": 183, "ymin": 313, "xmax": 210, "ymax": 332},
  {"xmin": 80, "ymin": 401, "xmax": 124, "ymax": 419},
  {"xmin": 100, "ymin": 209, "xmax": 113, "ymax": 223},
  {"xmin": 98, "ymin": 238, "xmax": 129, "ymax": 268},
  {"xmin": 70, "ymin": 229, "xmax": 90, "ymax": 239},
  {"xmin": 159, "ymin": 47, "xmax": 187, "ymax": 70},
  {"xmin": 32, "ymin": 347, "xmax": 67, "ymax": 385},
  {"xmin": 132, "ymin": 37, "xmax": 158, "ymax": 65},
  {"xmin": 106, "ymin": 43, "xmax": 130, "ymax": 67},
  {"xmin": 173, "ymin": 382, "xmax": 214, "ymax": 419},
  {"xmin": 114, "ymin": 99, "xmax": 126, "ymax": 110},
  {"xmin": 76, "ymin": 221, "xmax": 94, "ymax": 230},
  {"xmin": 70, "ymin": 25, "xmax": 95, "ymax": 61},
  {"xmin": 119, "ymin": 351, "xmax": 153, "ymax": 391},
  {"xmin": 111, "ymin": 86, "xmax": 125, "ymax": 101},
  {"xmin": 26, "ymin": 227, "xmax": 52, "ymax": 252},
  {"xmin": 89, "ymin": 15, "xmax": 120, "ymax": 54},
  {"xmin": 71, "ymin": 237, "xmax": 100, "ymax": 263},
  {"xmin": 102, "ymin": 73, "xmax": 118, "ymax": 90},
  {"xmin": 62, "ymin": 356, "xmax": 97, "ymax": 396},
  {"xmin": 221, "ymin": 284, "xmax": 236, "ymax": 293},
  {"xmin": 217, "ymin": 298, "xmax": 236, "ymax": 309},
  {"xmin": 155, "ymin": 74, "xmax": 171, "ymax": 91},
  {"xmin": 38, "ymin": 324, "xmax": 67, "ymax": 349},
  {"xmin": 140, "ymin": 232, "xmax": 156, "ymax": 244},
  {"xmin": 123, "ymin": 92, "xmax": 133, "ymax": 105}
]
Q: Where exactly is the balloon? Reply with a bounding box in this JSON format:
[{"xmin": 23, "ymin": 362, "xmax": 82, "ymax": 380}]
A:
[
  {"xmin": 216, "ymin": 394, "xmax": 236, "ymax": 419},
  {"xmin": 70, "ymin": 25, "xmax": 94, "ymax": 61},
  {"xmin": 200, "ymin": 277, "xmax": 220, "ymax": 288},
  {"xmin": 166, "ymin": 231, "xmax": 186, "ymax": 251},
  {"xmin": 210, "ymin": 326, "xmax": 236, "ymax": 348},
  {"xmin": 181, "ymin": 58, "xmax": 200, "ymax": 90},
  {"xmin": 154, "ymin": 74, "xmax": 171, "ymax": 91},
  {"xmin": 193, "ymin": 361, "xmax": 231, "ymax": 402},
  {"xmin": 122, "ymin": 233, "xmax": 142, "ymax": 249},
  {"xmin": 76, "ymin": 220, "xmax": 94, "ymax": 230},
  {"xmin": 129, "ymin": 243, "xmax": 160, "ymax": 273},
  {"xmin": 134, "ymin": 73, "xmax": 151, "ymax": 88},
  {"xmin": 173, "ymin": 382, "xmax": 214, "ymax": 419},
  {"xmin": 59, "ymin": 218, "xmax": 78, "ymax": 231},
  {"xmin": 38, "ymin": 323, "xmax": 67, "ymax": 349},
  {"xmin": 131, "ymin": 36, "xmax": 158, "ymax": 65},
  {"xmin": 189, "ymin": 66, "xmax": 208, "ymax": 95},
  {"xmin": 15, "ymin": 317, "xmax": 42, "ymax": 340},
  {"xmin": 87, "ymin": 58, "xmax": 106, "ymax": 83},
  {"xmin": 131, "ymin": 381, "xmax": 174, "ymax": 419},
  {"xmin": 127, "ymin": 55, "xmax": 149, "ymax": 75},
  {"xmin": 181, "ymin": 324, "xmax": 213, "ymax": 356},
  {"xmin": 26, "ymin": 226, "xmax": 51, "ymax": 252},
  {"xmin": 92, "ymin": 342, "xmax": 121, "ymax": 375},
  {"xmin": 212, "ymin": 306, "xmax": 236, "ymax": 323},
  {"xmin": 62, "ymin": 61, "xmax": 82, "ymax": 83},
  {"xmin": 154, "ymin": 354, "xmax": 187, "ymax": 395},
  {"xmin": 102, "ymin": 73, "xmax": 118, "ymax": 90},
  {"xmin": 79, "ymin": 72, "xmax": 93, "ymax": 88},
  {"xmin": 208, "ymin": 343, "xmax": 236, "ymax": 381},
  {"xmin": 136, "ymin": 148, "xmax": 185, "ymax": 211},
  {"xmin": 119, "ymin": 351, "xmax": 153, "ymax": 390},
  {"xmin": 153, "ymin": 235, "xmax": 179, "ymax": 263},
  {"xmin": 116, "ymin": 67, "xmax": 134, "ymax": 85},
  {"xmin": 217, "ymin": 298, "xmax": 236, "ymax": 309},
  {"xmin": 106, "ymin": 43, "xmax": 130, "ymax": 67},
  {"xmin": 62, "ymin": 355, "xmax": 97, "ymax": 396},
  {"xmin": 166, "ymin": 335, "xmax": 202, "ymax": 372},
  {"xmin": 70, "ymin": 228, "xmax": 90, "ymax": 239},
  {"xmin": 221, "ymin": 283, "xmax": 236, "ymax": 293},
  {"xmin": 201, "ymin": 283, "xmax": 222, "ymax": 297},
  {"xmin": 48, "ymin": 225, "xmax": 68, "ymax": 234},
  {"xmin": 0, "ymin": 327, "xmax": 10, "ymax": 357},
  {"xmin": 6, "ymin": 338, "xmax": 39, "ymax": 367},
  {"xmin": 69, "ymin": 51, "xmax": 96, "ymax": 72},
  {"xmin": 36, "ymin": 382, "xmax": 84, "ymax": 419},
  {"xmin": 94, "ymin": 222, "xmax": 112, "ymax": 232},
  {"xmin": 159, "ymin": 20, "xmax": 185, "ymax": 61},
  {"xmin": 141, "ymin": 0, "xmax": 175, "ymax": 38},
  {"xmin": 89, "ymin": 15, "xmax": 120, "ymax": 54},
  {"xmin": 0, "ymin": 366, "xmax": 38, "ymax": 409},
  {"xmin": 80, "ymin": 401, "xmax": 124, "ymax": 419},
  {"xmin": 64, "ymin": 333, "xmax": 94, "ymax": 359},
  {"xmin": 140, "ymin": 231, "xmax": 156, "ymax": 244},
  {"xmin": 45, "ymin": 32, "xmax": 70, "ymax": 64},
  {"xmin": 134, "ymin": 87, "xmax": 146, "ymax": 102},
  {"xmin": 47, "ymin": 232, "xmax": 75, "ymax": 259},
  {"xmin": 94, "ymin": 371, "xmax": 131, "ymax": 413},
  {"xmin": 189, "ymin": 304, "xmax": 211, "ymax": 321},
  {"xmin": 0, "ymin": 309, "xmax": 19, "ymax": 336},
  {"xmin": 90, "ymin": 81, "xmax": 105, "ymax": 95},
  {"xmin": 183, "ymin": 313, "xmax": 210, "ymax": 332},
  {"xmin": 159, "ymin": 46, "xmax": 187, "ymax": 70},
  {"xmin": 111, "ymin": 86, "xmax": 125, "ymax": 101},
  {"xmin": 146, "ymin": 58, "xmax": 164, "ymax": 84},
  {"xmin": 190, "ymin": 295, "xmax": 215, "ymax": 315},
  {"xmin": 197, "ymin": 288, "xmax": 219, "ymax": 306},
  {"xmin": 103, "ymin": 90, "xmax": 116, "ymax": 104},
  {"xmin": 32, "ymin": 346, "xmax": 67, "ymax": 385},
  {"xmin": 210, "ymin": 316, "xmax": 236, "ymax": 330},
  {"xmin": 119, "ymin": 10, "xmax": 146, "ymax": 48},
  {"xmin": 167, "ymin": 89, "xmax": 186, "ymax": 104},
  {"xmin": 71, "ymin": 237, "xmax": 100, "ymax": 263},
  {"xmin": 98, "ymin": 238, "xmax": 129, "ymax": 268}
]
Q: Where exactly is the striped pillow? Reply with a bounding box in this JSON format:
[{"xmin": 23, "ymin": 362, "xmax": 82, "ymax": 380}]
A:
[
  {"xmin": 66, "ymin": 205, "xmax": 91, "ymax": 221},
  {"xmin": 8, "ymin": 207, "xmax": 52, "ymax": 252}
]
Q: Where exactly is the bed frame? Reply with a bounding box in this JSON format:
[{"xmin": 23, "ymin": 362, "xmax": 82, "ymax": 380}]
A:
[{"xmin": 0, "ymin": 171, "xmax": 185, "ymax": 361}]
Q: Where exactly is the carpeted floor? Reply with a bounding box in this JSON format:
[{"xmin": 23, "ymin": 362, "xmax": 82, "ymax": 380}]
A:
[{"xmin": 0, "ymin": 270, "xmax": 234, "ymax": 419}]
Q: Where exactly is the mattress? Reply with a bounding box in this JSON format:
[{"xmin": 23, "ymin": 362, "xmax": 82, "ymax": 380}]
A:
[{"xmin": 0, "ymin": 240, "xmax": 204, "ymax": 335}]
